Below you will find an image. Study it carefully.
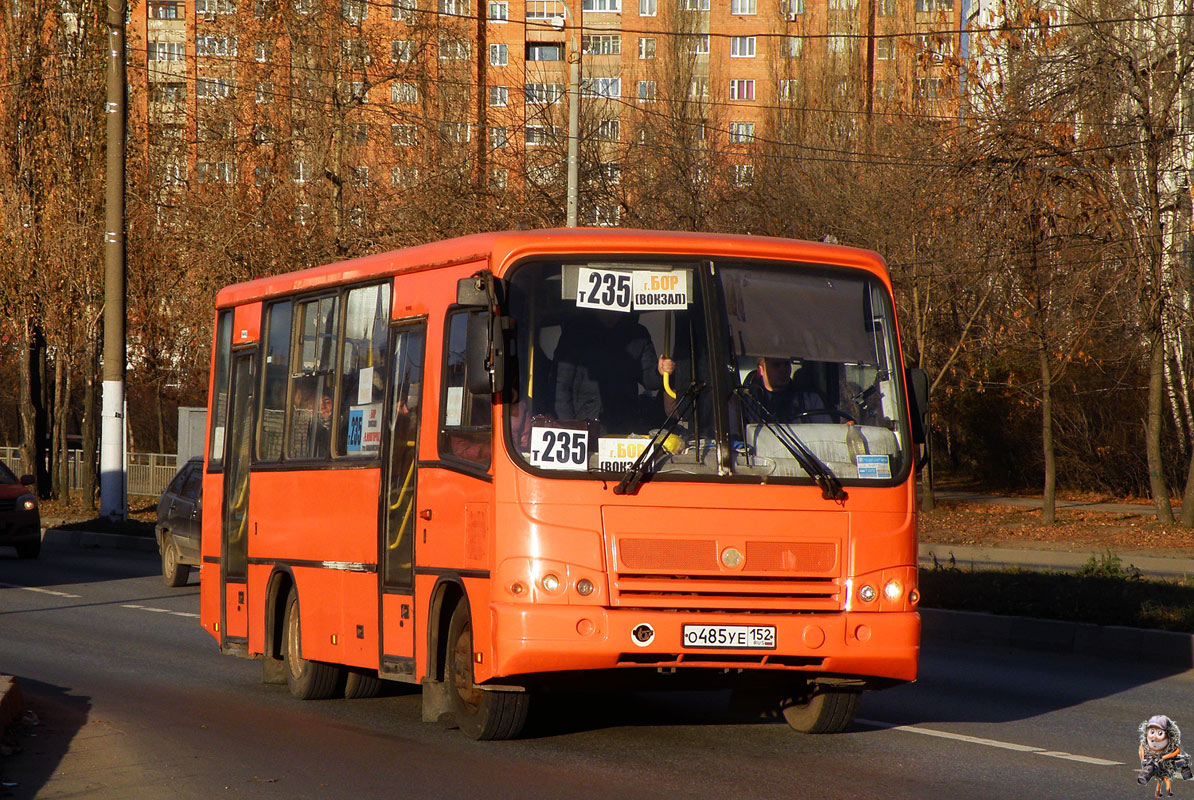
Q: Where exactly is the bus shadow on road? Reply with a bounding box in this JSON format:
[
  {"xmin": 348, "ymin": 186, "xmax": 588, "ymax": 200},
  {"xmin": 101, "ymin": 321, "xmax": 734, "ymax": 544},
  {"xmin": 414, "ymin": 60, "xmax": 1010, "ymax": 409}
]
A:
[{"xmin": 0, "ymin": 678, "xmax": 90, "ymax": 800}]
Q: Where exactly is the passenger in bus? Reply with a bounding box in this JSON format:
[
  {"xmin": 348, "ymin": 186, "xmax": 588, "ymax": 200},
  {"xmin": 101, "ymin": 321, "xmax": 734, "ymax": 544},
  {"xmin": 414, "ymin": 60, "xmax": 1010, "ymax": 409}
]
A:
[
  {"xmin": 313, "ymin": 391, "xmax": 333, "ymax": 457},
  {"xmin": 554, "ymin": 310, "xmax": 675, "ymax": 434},
  {"xmin": 743, "ymin": 357, "xmax": 831, "ymax": 424}
]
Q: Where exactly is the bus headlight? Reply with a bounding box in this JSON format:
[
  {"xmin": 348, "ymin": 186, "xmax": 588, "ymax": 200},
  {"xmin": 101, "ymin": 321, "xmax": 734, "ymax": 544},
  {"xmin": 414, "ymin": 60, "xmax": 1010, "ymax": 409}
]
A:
[
  {"xmin": 541, "ymin": 573, "xmax": 561, "ymax": 593},
  {"xmin": 883, "ymin": 580, "xmax": 903, "ymax": 601},
  {"xmin": 858, "ymin": 584, "xmax": 877, "ymax": 603},
  {"xmin": 575, "ymin": 578, "xmax": 594, "ymax": 596}
]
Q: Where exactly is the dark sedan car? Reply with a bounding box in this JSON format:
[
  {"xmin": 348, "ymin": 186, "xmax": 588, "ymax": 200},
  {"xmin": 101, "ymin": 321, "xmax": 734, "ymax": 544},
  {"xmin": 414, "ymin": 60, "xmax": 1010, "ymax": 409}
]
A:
[
  {"xmin": 156, "ymin": 457, "xmax": 202, "ymax": 586},
  {"xmin": 0, "ymin": 459, "xmax": 40, "ymax": 559}
]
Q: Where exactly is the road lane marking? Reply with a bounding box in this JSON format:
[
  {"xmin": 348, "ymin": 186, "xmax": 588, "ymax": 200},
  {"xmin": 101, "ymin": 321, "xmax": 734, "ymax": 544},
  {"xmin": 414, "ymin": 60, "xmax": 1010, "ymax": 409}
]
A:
[
  {"xmin": 0, "ymin": 582, "xmax": 81, "ymax": 598},
  {"xmin": 856, "ymin": 719, "xmax": 1123, "ymax": 766},
  {"xmin": 122, "ymin": 604, "xmax": 200, "ymax": 619}
]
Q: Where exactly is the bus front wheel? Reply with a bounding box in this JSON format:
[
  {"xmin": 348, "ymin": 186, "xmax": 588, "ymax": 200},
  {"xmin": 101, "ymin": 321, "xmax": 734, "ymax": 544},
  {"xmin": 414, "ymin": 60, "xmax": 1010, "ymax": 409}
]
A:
[
  {"xmin": 283, "ymin": 592, "xmax": 344, "ymax": 700},
  {"xmin": 446, "ymin": 604, "xmax": 529, "ymax": 740},
  {"xmin": 781, "ymin": 687, "xmax": 860, "ymax": 734}
]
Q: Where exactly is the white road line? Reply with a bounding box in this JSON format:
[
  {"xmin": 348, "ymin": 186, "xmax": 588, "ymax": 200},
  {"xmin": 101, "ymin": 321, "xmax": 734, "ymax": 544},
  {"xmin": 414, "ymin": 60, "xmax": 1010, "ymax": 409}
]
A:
[
  {"xmin": 122, "ymin": 604, "xmax": 200, "ymax": 619},
  {"xmin": 856, "ymin": 719, "xmax": 1124, "ymax": 766},
  {"xmin": 0, "ymin": 582, "xmax": 81, "ymax": 598}
]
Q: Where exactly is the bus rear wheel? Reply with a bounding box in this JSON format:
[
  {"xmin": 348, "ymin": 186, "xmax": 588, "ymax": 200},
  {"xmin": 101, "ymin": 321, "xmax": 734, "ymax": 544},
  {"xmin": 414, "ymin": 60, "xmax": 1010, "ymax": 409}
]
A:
[
  {"xmin": 781, "ymin": 687, "xmax": 860, "ymax": 734},
  {"xmin": 344, "ymin": 669, "xmax": 383, "ymax": 699},
  {"xmin": 283, "ymin": 592, "xmax": 343, "ymax": 700},
  {"xmin": 446, "ymin": 604, "xmax": 529, "ymax": 740}
]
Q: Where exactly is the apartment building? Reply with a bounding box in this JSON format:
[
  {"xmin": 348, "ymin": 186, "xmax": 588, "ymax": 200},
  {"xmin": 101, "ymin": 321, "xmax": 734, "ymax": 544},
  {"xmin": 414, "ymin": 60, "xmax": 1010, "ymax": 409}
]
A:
[{"xmin": 129, "ymin": 0, "xmax": 963, "ymax": 225}]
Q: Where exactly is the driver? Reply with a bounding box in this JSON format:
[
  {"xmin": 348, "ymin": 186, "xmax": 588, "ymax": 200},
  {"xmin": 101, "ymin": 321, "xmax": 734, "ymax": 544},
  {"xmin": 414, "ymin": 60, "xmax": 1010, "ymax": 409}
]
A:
[{"xmin": 743, "ymin": 357, "xmax": 831, "ymax": 423}]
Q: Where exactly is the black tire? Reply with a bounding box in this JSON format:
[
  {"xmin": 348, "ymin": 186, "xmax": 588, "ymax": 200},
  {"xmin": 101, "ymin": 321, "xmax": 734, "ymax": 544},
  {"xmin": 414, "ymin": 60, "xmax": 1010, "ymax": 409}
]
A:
[
  {"xmin": 782, "ymin": 688, "xmax": 860, "ymax": 734},
  {"xmin": 15, "ymin": 535, "xmax": 40, "ymax": 559},
  {"xmin": 446, "ymin": 603, "xmax": 529, "ymax": 740},
  {"xmin": 282, "ymin": 592, "xmax": 344, "ymax": 700},
  {"xmin": 344, "ymin": 669, "xmax": 383, "ymax": 699},
  {"xmin": 162, "ymin": 538, "xmax": 190, "ymax": 587}
]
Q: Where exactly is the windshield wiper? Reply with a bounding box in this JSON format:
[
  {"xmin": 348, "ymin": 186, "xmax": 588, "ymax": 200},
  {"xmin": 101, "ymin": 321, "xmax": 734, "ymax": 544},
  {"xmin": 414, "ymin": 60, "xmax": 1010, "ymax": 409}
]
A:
[
  {"xmin": 614, "ymin": 381, "xmax": 706, "ymax": 496},
  {"xmin": 734, "ymin": 387, "xmax": 848, "ymax": 502}
]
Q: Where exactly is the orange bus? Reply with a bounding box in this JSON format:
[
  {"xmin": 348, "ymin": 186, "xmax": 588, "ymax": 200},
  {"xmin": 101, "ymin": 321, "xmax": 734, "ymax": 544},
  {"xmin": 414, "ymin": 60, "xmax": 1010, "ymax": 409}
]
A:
[{"xmin": 200, "ymin": 228, "xmax": 928, "ymax": 739}]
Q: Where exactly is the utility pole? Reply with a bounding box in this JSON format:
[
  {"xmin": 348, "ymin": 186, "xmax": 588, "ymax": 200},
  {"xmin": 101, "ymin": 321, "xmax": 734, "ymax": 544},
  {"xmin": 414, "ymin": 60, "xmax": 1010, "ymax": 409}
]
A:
[
  {"xmin": 101, "ymin": 0, "xmax": 127, "ymax": 521},
  {"xmin": 560, "ymin": 1, "xmax": 580, "ymax": 227}
]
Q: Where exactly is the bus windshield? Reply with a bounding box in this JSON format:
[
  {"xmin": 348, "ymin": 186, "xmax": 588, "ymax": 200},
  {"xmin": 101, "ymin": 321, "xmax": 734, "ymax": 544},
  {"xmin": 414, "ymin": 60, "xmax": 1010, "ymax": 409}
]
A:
[{"xmin": 506, "ymin": 258, "xmax": 910, "ymax": 485}]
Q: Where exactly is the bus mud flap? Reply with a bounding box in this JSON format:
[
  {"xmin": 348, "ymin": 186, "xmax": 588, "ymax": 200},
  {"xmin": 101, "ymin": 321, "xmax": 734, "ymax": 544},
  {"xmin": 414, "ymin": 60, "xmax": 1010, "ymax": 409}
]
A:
[{"xmin": 421, "ymin": 677, "xmax": 453, "ymax": 723}]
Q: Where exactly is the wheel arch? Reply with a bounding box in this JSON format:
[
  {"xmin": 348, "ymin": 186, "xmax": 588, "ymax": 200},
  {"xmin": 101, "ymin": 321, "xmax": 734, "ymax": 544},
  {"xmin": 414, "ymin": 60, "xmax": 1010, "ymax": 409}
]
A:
[
  {"xmin": 264, "ymin": 566, "xmax": 296, "ymax": 660},
  {"xmin": 426, "ymin": 576, "xmax": 469, "ymax": 683}
]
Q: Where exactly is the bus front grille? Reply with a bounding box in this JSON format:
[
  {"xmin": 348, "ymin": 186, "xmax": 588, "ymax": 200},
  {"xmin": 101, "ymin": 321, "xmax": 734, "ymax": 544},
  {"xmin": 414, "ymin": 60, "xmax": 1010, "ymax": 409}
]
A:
[{"xmin": 611, "ymin": 574, "xmax": 842, "ymax": 611}]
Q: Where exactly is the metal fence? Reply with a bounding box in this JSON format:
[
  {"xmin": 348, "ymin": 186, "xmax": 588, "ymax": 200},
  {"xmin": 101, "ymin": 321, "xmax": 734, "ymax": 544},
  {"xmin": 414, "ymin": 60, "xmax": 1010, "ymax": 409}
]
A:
[{"xmin": 0, "ymin": 446, "xmax": 178, "ymax": 497}]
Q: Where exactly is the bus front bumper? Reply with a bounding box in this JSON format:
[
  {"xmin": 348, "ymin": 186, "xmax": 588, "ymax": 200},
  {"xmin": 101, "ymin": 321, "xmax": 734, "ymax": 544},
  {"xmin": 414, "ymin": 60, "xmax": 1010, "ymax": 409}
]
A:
[{"xmin": 488, "ymin": 604, "xmax": 919, "ymax": 685}]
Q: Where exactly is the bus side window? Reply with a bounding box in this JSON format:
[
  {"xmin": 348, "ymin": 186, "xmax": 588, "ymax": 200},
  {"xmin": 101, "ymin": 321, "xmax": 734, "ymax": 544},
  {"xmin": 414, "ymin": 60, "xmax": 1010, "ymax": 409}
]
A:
[
  {"xmin": 287, "ymin": 295, "xmax": 339, "ymax": 461},
  {"xmin": 337, "ymin": 283, "xmax": 391, "ymax": 457},
  {"xmin": 258, "ymin": 299, "xmax": 293, "ymax": 462},
  {"xmin": 208, "ymin": 310, "xmax": 233, "ymax": 467},
  {"xmin": 439, "ymin": 309, "xmax": 492, "ymax": 466}
]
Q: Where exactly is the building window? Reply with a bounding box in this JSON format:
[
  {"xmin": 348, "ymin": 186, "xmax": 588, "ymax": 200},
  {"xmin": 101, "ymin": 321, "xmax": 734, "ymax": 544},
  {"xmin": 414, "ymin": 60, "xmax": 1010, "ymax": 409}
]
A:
[
  {"xmin": 195, "ymin": 35, "xmax": 234, "ymax": 57},
  {"xmin": 149, "ymin": 1, "xmax": 181, "ymax": 18},
  {"xmin": 196, "ymin": 76, "xmax": 233, "ymax": 99},
  {"xmin": 392, "ymin": 124, "xmax": 418, "ymax": 146},
  {"xmin": 438, "ymin": 0, "xmax": 468, "ymax": 13},
  {"xmin": 149, "ymin": 41, "xmax": 185, "ymax": 61},
  {"xmin": 393, "ymin": 40, "xmax": 414, "ymax": 62},
  {"xmin": 784, "ymin": 35, "xmax": 803, "ymax": 57},
  {"xmin": 255, "ymin": 82, "xmax": 272, "ymax": 103},
  {"xmin": 525, "ymin": 124, "xmax": 557, "ymax": 145},
  {"xmin": 591, "ymin": 205, "xmax": 620, "ymax": 226},
  {"xmin": 489, "ymin": 0, "xmax": 508, "ymax": 18},
  {"xmin": 729, "ymin": 121, "xmax": 754, "ymax": 143},
  {"xmin": 526, "ymin": 43, "xmax": 562, "ymax": 60},
  {"xmin": 489, "ymin": 168, "xmax": 508, "ymax": 190},
  {"xmin": 828, "ymin": 0, "xmax": 857, "ymax": 8},
  {"xmin": 730, "ymin": 36, "xmax": 756, "ymax": 57},
  {"xmin": 598, "ymin": 161, "xmax": 620, "ymax": 183},
  {"xmin": 439, "ymin": 37, "xmax": 469, "ymax": 59},
  {"xmin": 877, "ymin": 0, "xmax": 894, "ymax": 13},
  {"xmin": 915, "ymin": 77, "xmax": 944, "ymax": 98},
  {"xmin": 342, "ymin": 0, "xmax": 367, "ymax": 20},
  {"xmin": 292, "ymin": 160, "xmax": 311, "ymax": 183},
  {"xmin": 392, "ymin": 82, "xmax": 418, "ymax": 103},
  {"xmin": 254, "ymin": 40, "xmax": 271, "ymax": 62},
  {"xmin": 637, "ymin": 80, "xmax": 656, "ymax": 102},
  {"xmin": 392, "ymin": 0, "xmax": 417, "ymax": 21},
  {"xmin": 638, "ymin": 37, "xmax": 656, "ymax": 59},
  {"xmin": 392, "ymin": 166, "xmax": 419, "ymax": 187},
  {"xmin": 582, "ymin": 34, "xmax": 621, "ymax": 55},
  {"xmin": 197, "ymin": 161, "xmax": 235, "ymax": 183},
  {"xmin": 689, "ymin": 77, "xmax": 708, "ymax": 98},
  {"xmin": 779, "ymin": 79, "xmax": 798, "ymax": 101},
  {"xmin": 678, "ymin": 0, "xmax": 709, "ymax": 10},
  {"xmin": 441, "ymin": 122, "xmax": 470, "ymax": 142},
  {"xmin": 489, "ymin": 126, "xmax": 509, "ymax": 149},
  {"xmin": 685, "ymin": 34, "xmax": 710, "ymax": 54},
  {"xmin": 917, "ymin": 33, "xmax": 953, "ymax": 60},
  {"xmin": 490, "ymin": 43, "xmax": 509, "ymax": 65},
  {"xmin": 351, "ymin": 165, "xmax": 370, "ymax": 186},
  {"xmin": 251, "ymin": 123, "xmax": 274, "ymax": 143},
  {"xmin": 581, "ymin": 76, "xmax": 620, "ymax": 98},
  {"xmin": 827, "ymin": 35, "xmax": 853, "ymax": 54},
  {"xmin": 196, "ymin": 0, "xmax": 235, "ymax": 15},
  {"xmin": 597, "ymin": 118, "xmax": 620, "ymax": 141},
  {"xmin": 582, "ymin": 0, "xmax": 619, "ymax": 10},
  {"xmin": 728, "ymin": 79, "xmax": 754, "ymax": 101},
  {"xmin": 489, "ymin": 85, "xmax": 509, "ymax": 106},
  {"xmin": 876, "ymin": 36, "xmax": 895, "ymax": 60},
  {"xmin": 875, "ymin": 80, "xmax": 893, "ymax": 100},
  {"xmin": 525, "ymin": 82, "xmax": 564, "ymax": 104},
  {"xmin": 731, "ymin": 164, "xmax": 753, "ymax": 186},
  {"xmin": 916, "ymin": 0, "xmax": 952, "ymax": 9},
  {"xmin": 784, "ymin": 0, "xmax": 802, "ymax": 16},
  {"xmin": 152, "ymin": 83, "xmax": 186, "ymax": 103},
  {"xmin": 162, "ymin": 160, "xmax": 186, "ymax": 185},
  {"xmin": 639, "ymin": 0, "xmax": 656, "ymax": 14},
  {"xmin": 730, "ymin": 0, "xmax": 755, "ymax": 12}
]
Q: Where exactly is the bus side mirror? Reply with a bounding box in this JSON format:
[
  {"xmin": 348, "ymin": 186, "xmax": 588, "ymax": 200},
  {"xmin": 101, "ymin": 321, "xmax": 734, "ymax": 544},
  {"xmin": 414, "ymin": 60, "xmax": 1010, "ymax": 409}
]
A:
[
  {"xmin": 905, "ymin": 367, "xmax": 930, "ymax": 466},
  {"xmin": 465, "ymin": 311, "xmax": 511, "ymax": 395},
  {"xmin": 457, "ymin": 274, "xmax": 490, "ymax": 306}
]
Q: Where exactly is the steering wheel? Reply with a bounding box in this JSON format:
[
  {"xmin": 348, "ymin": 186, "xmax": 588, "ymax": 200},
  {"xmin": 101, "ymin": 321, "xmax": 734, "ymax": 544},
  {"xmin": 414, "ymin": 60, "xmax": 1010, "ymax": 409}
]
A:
[{"xmin": 795, "ymin": 408, "xmax": 856, "ymax": 423}]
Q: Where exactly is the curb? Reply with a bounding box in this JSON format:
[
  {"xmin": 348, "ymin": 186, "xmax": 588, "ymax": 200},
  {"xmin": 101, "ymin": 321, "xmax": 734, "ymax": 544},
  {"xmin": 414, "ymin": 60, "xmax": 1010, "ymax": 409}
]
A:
[
  {"xmin": 920, "ymin": 607, "xmax": 1194, "ymax": 668},
  {"xmin": 919, "ymin": 543, "xmax": 1194, "ymax": 580},
  {"xmin": 0, "ymin": 674, "xmax": 23, "ymax": 733},
  {"xmin": 41, "ymin": 528, "xmax": 157, "ymax": 553}
]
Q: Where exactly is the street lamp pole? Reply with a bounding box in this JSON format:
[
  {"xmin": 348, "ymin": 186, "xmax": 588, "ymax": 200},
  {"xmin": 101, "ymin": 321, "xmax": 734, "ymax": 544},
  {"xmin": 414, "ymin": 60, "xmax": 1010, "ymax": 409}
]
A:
[{"xmin": 557, "ymin": 2, "xmax": 580, "ymax": 227}]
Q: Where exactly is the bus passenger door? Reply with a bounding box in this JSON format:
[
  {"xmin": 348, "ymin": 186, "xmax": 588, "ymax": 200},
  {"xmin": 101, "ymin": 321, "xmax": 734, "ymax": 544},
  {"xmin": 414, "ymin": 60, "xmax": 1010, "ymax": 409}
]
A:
[
  {"xmin": 220, "ymin": 350, "xmax": 254, "ymax": 648},
  {"xmin": 379, "ymin": 322, "xmax": 426, "ymax": 677}
]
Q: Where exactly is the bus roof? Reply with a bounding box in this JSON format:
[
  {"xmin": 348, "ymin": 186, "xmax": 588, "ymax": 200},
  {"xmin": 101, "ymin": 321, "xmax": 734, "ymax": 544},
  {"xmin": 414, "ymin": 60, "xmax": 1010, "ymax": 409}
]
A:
[{"xmin": 214, "ymin": 228, "xmax": 890, "ymax": 308}]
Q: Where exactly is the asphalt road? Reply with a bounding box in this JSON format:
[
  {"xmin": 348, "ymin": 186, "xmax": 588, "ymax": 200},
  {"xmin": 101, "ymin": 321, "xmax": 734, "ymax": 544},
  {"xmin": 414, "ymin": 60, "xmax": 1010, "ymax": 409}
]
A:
[{"xmin": 0, "ymin": 543, "xmax": 1182, "ymax": 799}]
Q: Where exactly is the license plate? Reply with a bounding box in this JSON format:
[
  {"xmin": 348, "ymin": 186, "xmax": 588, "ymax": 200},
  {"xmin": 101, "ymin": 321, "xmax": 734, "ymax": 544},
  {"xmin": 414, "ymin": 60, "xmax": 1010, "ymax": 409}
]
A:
[{"xmin": 681, "ymin": 624, "xmax": 776, "ymax": 650}]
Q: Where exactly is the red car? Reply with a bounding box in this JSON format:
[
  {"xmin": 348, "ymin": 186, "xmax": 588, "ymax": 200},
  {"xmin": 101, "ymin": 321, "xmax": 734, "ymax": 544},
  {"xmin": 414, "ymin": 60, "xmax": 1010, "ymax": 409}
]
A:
[{"xmin": 0, "ymin": 459, "xmax": 40, "ymax": 559}]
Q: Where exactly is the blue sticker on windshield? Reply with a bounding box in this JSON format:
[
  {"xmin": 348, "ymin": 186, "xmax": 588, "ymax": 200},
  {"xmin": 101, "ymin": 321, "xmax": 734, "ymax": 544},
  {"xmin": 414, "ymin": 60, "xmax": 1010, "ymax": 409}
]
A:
[{"xmin": 856, "ymin": 454, "xmax": 890, "ymax": 479}]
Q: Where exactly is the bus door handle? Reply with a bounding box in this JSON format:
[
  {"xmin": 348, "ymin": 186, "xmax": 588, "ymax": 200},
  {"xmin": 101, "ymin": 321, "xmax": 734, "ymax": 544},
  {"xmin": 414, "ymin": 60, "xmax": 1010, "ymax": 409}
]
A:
[{"xmin": 418, "ymin": 509, "xmax": 432, "ymax": 520}]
